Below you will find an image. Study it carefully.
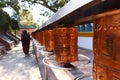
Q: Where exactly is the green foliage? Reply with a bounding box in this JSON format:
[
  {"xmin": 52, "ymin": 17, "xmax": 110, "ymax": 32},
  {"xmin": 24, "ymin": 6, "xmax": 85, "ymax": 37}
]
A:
[
  {"xmin": 19, "ymin": 9, "xmax": 34, "ymax": 26},
  {"xmin": 21, "ymin": 0, "xmax": 68, "ymax": 12},
  {"xmin": 0, "ymin": 2, "xmax": 5, "ymax": 8},
  {"xmin": 0, "ymin": 0, "xmax": 19, "ymax": 18},
  {"xmin": 8, "ymin": 25, "xmax": 13, "ymax": 32},
  {"xmin": 10, "ymin": 18, "xmax": 19, "ymax": 30},
  {"xmin": 1, "ymin": 0, "xmax": 70, "ymax": 17},
  {"xmin": 0, "ymin": 9, "xmax": 10, "ymax": 32},
  {"xmin": 0, "ymin": 0, "xmax": 70, "ymax": 32},
  {"xmin": 32, "ymin": 22, "xmax": 39, "ymax": 28},
  {"xmin": 0, "ymin": 9, "xmax": 19, "ymax": 32},
  {"xmin": 0, "ymin": 0, "xmax": 20, "ymax": 14}
]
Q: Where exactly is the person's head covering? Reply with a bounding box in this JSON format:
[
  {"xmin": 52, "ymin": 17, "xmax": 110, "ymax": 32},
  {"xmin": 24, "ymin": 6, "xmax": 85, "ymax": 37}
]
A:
[{"xmin": 22, "ymin": 30, "xmax": 27, "ymax": 34}]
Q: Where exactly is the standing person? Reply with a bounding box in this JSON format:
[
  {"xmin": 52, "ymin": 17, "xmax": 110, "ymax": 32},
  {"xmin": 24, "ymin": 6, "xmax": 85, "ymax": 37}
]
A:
[{"xmin": 21, "ymin": 30, "xmax": 30, "ymax": 57}]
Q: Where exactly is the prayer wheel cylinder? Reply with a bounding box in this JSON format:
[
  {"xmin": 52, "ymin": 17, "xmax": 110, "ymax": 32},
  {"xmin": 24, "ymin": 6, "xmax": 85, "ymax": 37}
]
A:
[
  {"xmin": 31, "ymin": 33, "xmax": 35, "ymax": 39},
  {"xmin": 37, "ymin": 31, "xmax": 41, "ymax": 44},
  {"xmin": 35, "ymin": 31, "xmax": 41, "ymax": 43},
  {"xmin": 44, "ymin": 30, "xmax": 54, "ymax": 51},
  {"xmin": 39, "ymin": 31, "xmax": 45, "ymax": 46},
  {"xmin": 34, "ymin": 32, "xmax": 37, "ymax": 40},
  {"xmin": 39, "ymin": 31, "xmax": 42, "ymax": 45},
  {"xmin": 93, "ymin": 9, "xmax": 120, "ymax": 80},
  {"xmin": 53, "ymin": 27, "xmax": 78, "ymax": 63}
]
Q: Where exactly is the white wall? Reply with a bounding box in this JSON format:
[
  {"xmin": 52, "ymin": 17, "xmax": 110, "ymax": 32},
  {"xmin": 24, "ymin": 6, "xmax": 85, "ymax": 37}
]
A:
[{"xmin": 77, "ymin": 37, "xmax": 93, "ymax": 50}]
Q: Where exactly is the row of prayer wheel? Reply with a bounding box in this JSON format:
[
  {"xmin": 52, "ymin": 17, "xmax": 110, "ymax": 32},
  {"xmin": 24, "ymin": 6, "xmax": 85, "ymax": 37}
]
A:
[
  {"xmin": 34, "ymin": 26, "xmax": 78, "ymax": 63},
  {"xmin": 32, "ymin": 9, "xmax": 120, "ymax": 80}
]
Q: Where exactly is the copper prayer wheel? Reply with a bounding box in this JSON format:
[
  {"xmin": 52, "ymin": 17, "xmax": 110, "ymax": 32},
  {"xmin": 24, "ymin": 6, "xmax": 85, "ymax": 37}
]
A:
[
  {"xmin": 93, "ymin": 9, "xmax": 120, "ymax": 80},
  {"xmin": 32, "ymin": 32, "xmax": 35, "ymax": 39},
  {"xmin": 53, "ymin": 27, "xmax": 78, "ymax": 63},
  {"xmin": 44, "ymin": 30, "xmax": 54, "ymax": 51},
  {"xmin": 37, "ymin": 32, "xmax": 41, "ymax": 44},
  {"xmin": 35, "ymin": 31, "xmax": 41, "ymax": 44},
  {"xmin": 39, "ymin": 31, "xmax": 43, "ymax": 45},
  {"xmin": 34, "ymin": 32, "xmax": 38, "ymax": 41},
  {"xmin": 39, "ymin": 31, "xmax": 45, "ymax": 46}
]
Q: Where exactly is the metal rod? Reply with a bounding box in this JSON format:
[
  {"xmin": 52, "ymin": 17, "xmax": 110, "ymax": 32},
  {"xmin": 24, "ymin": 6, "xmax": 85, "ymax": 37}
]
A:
[
  {"xmin": 42, "ymin": 54, "xmax": 90, "ymax": 70},
  {"xmin": 45, "ymin": 65, "xmax": 48, "ymax": 80}
]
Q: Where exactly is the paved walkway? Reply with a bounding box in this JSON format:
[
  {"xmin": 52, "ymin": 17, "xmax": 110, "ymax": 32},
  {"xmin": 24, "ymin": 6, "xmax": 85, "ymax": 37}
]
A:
[{"xmin": 0, "ymin": 43, "xmax": 42, "ymax": 80}]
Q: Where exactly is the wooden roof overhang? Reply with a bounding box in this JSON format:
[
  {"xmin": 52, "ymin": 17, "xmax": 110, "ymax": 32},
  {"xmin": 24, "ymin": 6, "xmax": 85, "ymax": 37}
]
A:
[{"xmin": 33, "ymin": 0, "xmax": 120, "ymax": 33}]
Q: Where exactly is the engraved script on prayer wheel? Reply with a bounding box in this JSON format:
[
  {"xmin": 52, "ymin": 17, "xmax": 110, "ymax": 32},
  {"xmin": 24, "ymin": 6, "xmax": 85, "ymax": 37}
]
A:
[
  {"xmin": 53, "ymin": 27, "xmax": 78, "ymax": 63},
  {"xmin": 93, "ymin": 10, "xmax": 120, "ymax": 80},
  {"xmin": 44, "ymin": 30, "xmax": 54, "ymax": 51}
]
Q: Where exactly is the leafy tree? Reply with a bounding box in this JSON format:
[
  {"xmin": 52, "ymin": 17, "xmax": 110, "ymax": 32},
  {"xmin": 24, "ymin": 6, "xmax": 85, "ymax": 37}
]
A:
[
  {"xmin": 19, "ymin": 0, "xmax": 70, "ymax": 26},
  {"xmin": 19, "ymin": 9, "xmax": 35, "ymax": 26},
  {"xmin": 0, "ymin": 9, "xmax": 11, "ymax": 32},
  {"xmin": 0, "ymin": 8, "xmax": 19, "ymax": 33},
  {"xmin": 10, "ymin": 19, "xmax": 19, "ymax": 30},
  {"xmin": 0, "ymin": 0, "xmax": 70, "ymax": 31},
  {"xmin": 21, "ymin": 0, "xmax": 68, "ymax": 12},
  {"xmin": 0, "ymin": 0, "xmax": 20, "ymax": 14},
  {"xmin": 0, "ymin": 1, "xmax": 5, "ymax": 8},
  {"xmin": 1, "ymin": 0, "xmax": 70, "ymax": 13}
]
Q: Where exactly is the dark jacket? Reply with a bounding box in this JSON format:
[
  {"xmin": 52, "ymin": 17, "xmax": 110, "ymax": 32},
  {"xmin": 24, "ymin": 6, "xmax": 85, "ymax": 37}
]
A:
[{"xmin": 21, "ymin": 31, "xmax": 30, "ymax": 46}]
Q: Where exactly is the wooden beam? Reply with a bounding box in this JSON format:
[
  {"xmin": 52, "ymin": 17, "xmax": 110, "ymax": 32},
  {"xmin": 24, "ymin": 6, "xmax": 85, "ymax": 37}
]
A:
[
  {"xmin": 75, "ymin": 16, "xmax": 93, "ymax": 25},
  {"xmin": 78, "ymin": 32, "xmax": 93, "ymax": 37},
  {"xmin": 93, "ymin": 9, "xmax": 120, "ymax": 19}
]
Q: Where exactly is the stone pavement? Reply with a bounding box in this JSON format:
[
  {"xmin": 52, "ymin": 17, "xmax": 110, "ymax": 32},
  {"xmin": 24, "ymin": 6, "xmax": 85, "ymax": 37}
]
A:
[{"xmin": 0, "ymin": 42, "xmax": 42, "ymax": 80}]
